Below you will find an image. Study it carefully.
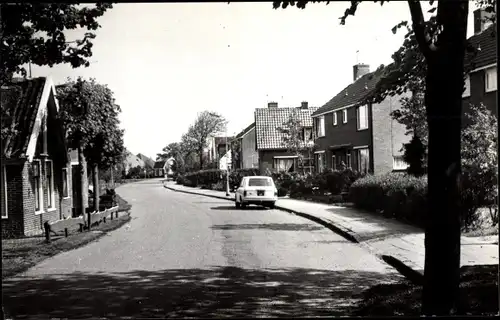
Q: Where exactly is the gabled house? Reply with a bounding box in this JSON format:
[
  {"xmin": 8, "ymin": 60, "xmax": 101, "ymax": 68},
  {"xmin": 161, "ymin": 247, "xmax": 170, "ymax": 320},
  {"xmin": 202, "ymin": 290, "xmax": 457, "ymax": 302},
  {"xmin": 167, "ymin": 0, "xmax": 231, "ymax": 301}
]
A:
[
  {"xmin": 255, "ymin": 102, "xmax": 318, "ymax": 173},
  {"xmin": 153, "ymin": 160, "xmax": 166, "ymax": 177},
  {"xmin": 311, "ymin": 64, "xmax": 409, "ymax": 175},
  {"xmin": 137, "ymin": 153, "xmax": 155, "ymax": 170},
  {"xmin": 463, "ymin": 9, "xmax": 497, "ymax": 116},
  {"xmin": 232, "ymin": 122, "xmax": 259, "ymax": 169},
  {"xmin": 1, "ymin": 77, "xmax": 77, "ymax": 238}
]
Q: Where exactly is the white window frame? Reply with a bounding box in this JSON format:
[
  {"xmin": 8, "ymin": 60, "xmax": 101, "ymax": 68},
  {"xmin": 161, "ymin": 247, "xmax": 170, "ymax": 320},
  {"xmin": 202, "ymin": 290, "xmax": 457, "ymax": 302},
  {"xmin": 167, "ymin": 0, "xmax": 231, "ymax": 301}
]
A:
[
  {"xmin": 62, "ymin": 168, "xmax": 70, "ymax": 199},
  {"xmin": 314, "ymin": 150, "xmax": 325, "ymax": 173},
  {"xmin": 2, "ymin": 165, "xmax": 8, "ymax": 219},
  {"xmin": 303, "ymin": 127, "xmax": 313, "ymax": 143},
  {"xmin": 357, "ymin": 105, "xmax": 369, "ymax": 130},
  {"xmin": 393, "ymin": 155, "xmax": 409, "ymax": 171},
  {"xmin": 485, "ymin": 66, "xmax": 497, "ymax": 92},
  {"xmin": 273, "ymin": 156, "xmax": 298, "ymax": 172},
  {"xmin": 316, "ymin": 116, "xmax": 325, "ymax": 137},
  {"xmin": 462, "ymin": 74, "xmax": 471, "ymax": 97},
  {"xmin": 33, "ymin": 160, "xmax": 44, "ymax": 214},
  {"xmin": 332, "ymin": 112, "xmax": 338, "ymax": 126},
  {"xmin": 346, "ymin": 150, "xmax": 352, "ymax": 169},
  {"xmin": 331, "ymin": 155, "xmax": 336, "ymax": 170},
  {"xmin": 46, "ymin": 160, "xmax": 56, "ymax": 211},
  {"xmin": 342, "ymin": 109, "xmax": 348, "ymax": 124},
  {"xmin": 355, "ymin": 147, "xmax": 370, "ymax": 174}
]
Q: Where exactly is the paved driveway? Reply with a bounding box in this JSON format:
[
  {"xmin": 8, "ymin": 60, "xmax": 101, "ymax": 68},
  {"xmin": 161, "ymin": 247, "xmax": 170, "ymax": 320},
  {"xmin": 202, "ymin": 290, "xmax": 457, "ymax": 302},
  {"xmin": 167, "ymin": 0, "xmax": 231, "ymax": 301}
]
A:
[{"xmin": 2, "ymin": 179, "xmax": 402, "ymax": 318}]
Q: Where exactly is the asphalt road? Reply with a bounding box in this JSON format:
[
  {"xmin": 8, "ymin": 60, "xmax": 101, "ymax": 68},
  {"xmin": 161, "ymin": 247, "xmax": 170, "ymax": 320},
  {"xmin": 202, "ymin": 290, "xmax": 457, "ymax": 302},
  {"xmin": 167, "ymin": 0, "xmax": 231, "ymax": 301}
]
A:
[{"xmin": 2, "ymin": 179, "xmax": 403, "ymax": 318}]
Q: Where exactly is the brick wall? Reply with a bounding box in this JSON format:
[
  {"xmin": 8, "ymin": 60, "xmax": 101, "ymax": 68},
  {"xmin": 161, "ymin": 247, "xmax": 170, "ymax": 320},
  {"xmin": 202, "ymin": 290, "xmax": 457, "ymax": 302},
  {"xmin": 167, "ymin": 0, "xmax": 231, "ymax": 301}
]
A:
[
  {"xmin": 1, "ymin": 163, "xmax": 25, "ymax": 238},
  {"xmin": 371, "ymin": 93, "xmax": 411, "ymax": 175},
  {"xmin": 241, "ymin": 127, "xmax": 259, "ymax": 169}
]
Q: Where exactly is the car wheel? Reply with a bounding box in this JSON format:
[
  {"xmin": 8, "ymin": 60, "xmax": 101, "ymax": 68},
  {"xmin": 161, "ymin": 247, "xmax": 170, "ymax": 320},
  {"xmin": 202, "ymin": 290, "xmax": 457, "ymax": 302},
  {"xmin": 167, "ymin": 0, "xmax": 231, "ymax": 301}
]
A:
[
  {"xmin": 241, "ymin": 202, "xmax": 247, "ymax": 209},
  {"xmin": 268, "ymin": 202, "xmax": 275, "ymax": 209}
]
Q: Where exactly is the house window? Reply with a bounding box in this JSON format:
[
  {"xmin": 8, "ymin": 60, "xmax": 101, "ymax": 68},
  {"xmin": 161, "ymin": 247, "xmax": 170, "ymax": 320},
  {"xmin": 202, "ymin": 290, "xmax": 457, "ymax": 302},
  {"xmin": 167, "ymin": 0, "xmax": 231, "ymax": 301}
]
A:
[
  {"xmin": 332, "ymin": 112, "xmax": 338, "ymax": 126},
  {"xmin": 347, "ymin": 150, "xmax": 352, "ymax": 168},
  {"xmin": 485, "ymin": 67, "xmax": 497, "ymax": 92},
  {"xmin": 303, "ymin": 127, "xmax": 313, "ymax": 142},
  {"xmin": 462, "ymin": 75, "xmax": 471, "ymax": 97},
  {"xmin": 1, "ymin": 166, "xmax": 7, "ymax": 219},
  {"xmin": 273, "ymin": 157, "xmax": 296, "ymax": 172},
  {"xmin": 331, "ymin": 155, "xmax": 336, "ymax": 170},
  {"xmin": 393, "ymin": 156, "xmax": 409, "ymax": 171},
  {"xmin": 357, "ymin": 105, "xmax": 369, "ymax": 130},
  {"xmin": 315, "ymin": 116, "xmax": 325, "ymax": 137},
  {"xmin": 342, "ymin": 109, "xmax": 348, "ymax": 124},
  {"xmin": 356, "ymin": 148, "xmax": 370, "ymax": 174},
  {"xmin": 315, "ymin": 152, "xmax": 325, "ymax": 173},
  {"xmin": 62, "ymin": 168, "xmax": 69, "ymax": 198},
  {"xmin": 46, "ymin": 160, "xmax": 55, "ymax": 209},
  {"xmin": 32, "ymin": 160, "xmax": 43, "ymax": 213}
]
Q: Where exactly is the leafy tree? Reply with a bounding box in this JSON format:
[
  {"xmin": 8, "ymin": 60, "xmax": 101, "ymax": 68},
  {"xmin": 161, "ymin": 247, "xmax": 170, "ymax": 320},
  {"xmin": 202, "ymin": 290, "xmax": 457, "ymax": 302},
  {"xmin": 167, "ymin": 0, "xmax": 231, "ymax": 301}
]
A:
[
  {"xmin": 158, "ymin": 142, "xmax": 185, "ymax": 173},
  {"xmin": 272, "ymin": 0, "xmax": 496, "ymax": 315},
  {"xmin": 277, "ymin": 108, "xmax": 308, "ymax": 172},
  {"xmin": 183, "ymin": 111, "xmax": 226, "ymax": 169},
  {"xmin": 403, "ymin": 134, "xmax": 427, "ymax": 177},
  {"xmin": 57, "ymin": 77, "xmax": 125, "ymax": 212},
  {"xmin": 0, "ymin": 3, "xmax": 113, "ymax": 86}
]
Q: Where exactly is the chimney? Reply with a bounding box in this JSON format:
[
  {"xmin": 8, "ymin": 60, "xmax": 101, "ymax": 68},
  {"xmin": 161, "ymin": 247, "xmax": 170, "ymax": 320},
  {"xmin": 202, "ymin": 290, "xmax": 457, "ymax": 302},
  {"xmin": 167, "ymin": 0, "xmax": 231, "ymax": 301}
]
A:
[
  {"xmin": 353, "ymin": 63, "xmax": 370, "ymax": 82},
  {"xmin": 300, "ymin": 101, "xmax": 308, "ymax": 109},
  {"xmin": 474, "ymin": 8, "xmax": 494, "ymax": 35},
  {"xmin": 268, "ymin": 102, "xmax": 278, "ymax": 108}
]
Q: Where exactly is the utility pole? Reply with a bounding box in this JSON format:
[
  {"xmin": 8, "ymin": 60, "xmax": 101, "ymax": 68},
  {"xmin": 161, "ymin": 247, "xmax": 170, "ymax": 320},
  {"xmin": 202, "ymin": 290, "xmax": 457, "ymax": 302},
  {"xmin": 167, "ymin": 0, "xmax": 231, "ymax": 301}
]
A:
[{"xmin": 225, "ymin": 134, "xmax": 230, "ymax": 197}]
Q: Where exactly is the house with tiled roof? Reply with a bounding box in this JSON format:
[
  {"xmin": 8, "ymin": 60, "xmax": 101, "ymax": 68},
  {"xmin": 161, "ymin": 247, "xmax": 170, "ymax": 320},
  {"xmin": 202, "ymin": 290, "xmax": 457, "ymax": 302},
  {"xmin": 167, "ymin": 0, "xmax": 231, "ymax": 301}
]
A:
[
  {"xmin": 311, "ymin": 64, "xmax": 410, "ymax": 175},
  {"xmin": 255, "ymin": 102, "xmax": 318, "ymax": 173},
  {"xmin": 232, "ymin": 122, "xmax": 258, "ymax": 169},
  {"xmin": 1, "ymin": 77, "xmax": 78, "ymax": 238},
  {"xmin": 463, "ymin": 9, "xmax": 497, "ymax": 117},
  {"xmin": 153, "ymin": 160, "xmax": 167, "ymax": 177}
]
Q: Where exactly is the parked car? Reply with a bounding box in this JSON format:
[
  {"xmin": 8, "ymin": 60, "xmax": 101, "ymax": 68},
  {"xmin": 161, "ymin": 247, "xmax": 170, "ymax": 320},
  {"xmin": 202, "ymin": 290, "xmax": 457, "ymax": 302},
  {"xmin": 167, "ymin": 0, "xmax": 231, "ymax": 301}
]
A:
[{"xmin": 234, "ymin": 176, "xmax": 278, "ymax": 209}]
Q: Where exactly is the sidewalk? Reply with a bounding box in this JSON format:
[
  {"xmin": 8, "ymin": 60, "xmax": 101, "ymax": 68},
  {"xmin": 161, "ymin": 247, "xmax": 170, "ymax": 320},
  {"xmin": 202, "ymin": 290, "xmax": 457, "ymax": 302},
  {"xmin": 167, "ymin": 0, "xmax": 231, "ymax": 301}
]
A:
[{"xmin": 163, "ymin": 181, "xmax": 498, "ymax": 282}]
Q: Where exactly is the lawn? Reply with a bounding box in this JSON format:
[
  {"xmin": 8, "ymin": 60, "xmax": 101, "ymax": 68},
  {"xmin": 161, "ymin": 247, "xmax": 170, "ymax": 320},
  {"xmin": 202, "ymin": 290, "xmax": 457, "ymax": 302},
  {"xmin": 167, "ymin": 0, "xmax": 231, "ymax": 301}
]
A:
[
  {"xmin": 350, "ymin": 264, "xmax": 499, "ymax": 316},
  {"xmin": 1, "ymin": 194, "xmax": 132, "ymax": 280}
]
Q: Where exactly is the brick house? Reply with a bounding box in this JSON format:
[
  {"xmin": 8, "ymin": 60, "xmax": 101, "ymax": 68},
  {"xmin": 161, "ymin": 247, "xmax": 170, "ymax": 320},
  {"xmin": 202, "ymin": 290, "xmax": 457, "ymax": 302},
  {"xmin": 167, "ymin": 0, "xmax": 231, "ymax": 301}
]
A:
[
  {"xmin": 311, "ymin": 64, "xmax": 409, "ymax": 175},
  {"xmin": 1, "ymin": 77, "xmax": 76, "ymax": 238},
  {"xmin": 463, "ymin": 10, "xmax": 496, "ymax": 116},
  {"xmin": 255, "ymin": 102, "xmax": 318, "ymax": 173},
  {"xmin": 232, "ymin": 122, "xmax": 259, "ymax": 170}
]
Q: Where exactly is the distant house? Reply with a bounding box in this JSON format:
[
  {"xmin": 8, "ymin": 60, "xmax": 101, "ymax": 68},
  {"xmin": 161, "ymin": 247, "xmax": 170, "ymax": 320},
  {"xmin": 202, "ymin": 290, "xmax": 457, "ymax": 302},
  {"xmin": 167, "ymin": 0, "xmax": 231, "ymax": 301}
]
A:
[
  {"xmin": 255, "ymin": 102, "xmax": 318, "ymax": 173},
  {"xmin": 311, "ymin": 64, "xmax": 409, "ymax": 175},
  {"xmin": 153, "ymin": 161, "xmax": 166, "ymax": 177},
  {"xmin": 1, "ymin": 77, "xmax": 80, "ymax": 238},
  {"xmin": 206, "ymin": 136, "xmax": 233, "ymax": 169},
  {"xmin": 122, "ymin": 150, "xmax": 145, "ymax": 174},
  {"xmin": 232, "ymin": 122, "xmax": 259, "ymax": 169},
  {"xmin": 463, "ymin": 9, "xmax": 497, "ymax": 117}
]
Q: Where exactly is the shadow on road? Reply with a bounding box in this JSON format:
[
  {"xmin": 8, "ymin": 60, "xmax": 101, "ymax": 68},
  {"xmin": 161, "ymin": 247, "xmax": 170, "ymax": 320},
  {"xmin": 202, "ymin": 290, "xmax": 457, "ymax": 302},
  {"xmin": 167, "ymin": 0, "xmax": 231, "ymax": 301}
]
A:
[
  {"xmin": 2, "ymin": 266, "xmax": 397, "ymax": 318},
  {"xmin": 210, "ymin": 205, "xmax": 268, "ymax": 211},
  {"xmin": 211, "ymin": 223, "xmax": 324, "ymax": 231}
]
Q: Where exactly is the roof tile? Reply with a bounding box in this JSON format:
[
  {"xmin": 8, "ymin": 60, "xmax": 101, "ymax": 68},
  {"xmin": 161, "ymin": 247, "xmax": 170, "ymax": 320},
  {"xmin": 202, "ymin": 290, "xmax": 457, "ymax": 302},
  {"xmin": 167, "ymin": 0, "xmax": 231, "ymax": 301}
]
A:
[{"xmin": 255, "ymin": 107, "xmax": 318, "ymax": 150}]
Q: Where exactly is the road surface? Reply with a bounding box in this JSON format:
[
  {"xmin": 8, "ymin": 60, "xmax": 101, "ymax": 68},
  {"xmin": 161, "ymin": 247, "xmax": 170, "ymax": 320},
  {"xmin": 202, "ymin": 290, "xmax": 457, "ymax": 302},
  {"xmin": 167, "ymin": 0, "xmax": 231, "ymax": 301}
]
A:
[{"xmin": 2, "ymin": 179, "xmax": 403, "ymax": 318}]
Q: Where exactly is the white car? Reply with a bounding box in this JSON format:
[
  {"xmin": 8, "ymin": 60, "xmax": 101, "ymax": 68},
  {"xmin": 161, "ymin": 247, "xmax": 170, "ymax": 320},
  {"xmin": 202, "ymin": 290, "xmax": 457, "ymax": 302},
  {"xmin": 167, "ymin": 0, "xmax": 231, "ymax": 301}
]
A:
[{"xmin": 235, "ymin": 176, "xmax": 278, "ymax": 209}]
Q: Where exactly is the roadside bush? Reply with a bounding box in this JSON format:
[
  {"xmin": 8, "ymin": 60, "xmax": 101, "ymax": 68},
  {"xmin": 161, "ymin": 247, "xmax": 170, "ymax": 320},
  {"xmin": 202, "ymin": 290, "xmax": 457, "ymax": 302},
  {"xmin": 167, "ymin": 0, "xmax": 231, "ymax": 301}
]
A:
[
  {"xmin": 349, "ymin": 173, "xmax": 428, "ymax": 227},
  {"xmin": 183, "ymin": 169, "xmax": 223, "ymax": 188}
]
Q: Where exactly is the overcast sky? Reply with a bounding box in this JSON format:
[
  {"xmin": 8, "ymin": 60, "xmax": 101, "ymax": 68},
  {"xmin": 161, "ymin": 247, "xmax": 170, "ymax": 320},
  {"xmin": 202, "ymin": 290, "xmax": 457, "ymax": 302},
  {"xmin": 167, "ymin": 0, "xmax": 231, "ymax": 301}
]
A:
[{"xmin": 29, "ymin": 2, "xmax": 479, "ymax": 160}]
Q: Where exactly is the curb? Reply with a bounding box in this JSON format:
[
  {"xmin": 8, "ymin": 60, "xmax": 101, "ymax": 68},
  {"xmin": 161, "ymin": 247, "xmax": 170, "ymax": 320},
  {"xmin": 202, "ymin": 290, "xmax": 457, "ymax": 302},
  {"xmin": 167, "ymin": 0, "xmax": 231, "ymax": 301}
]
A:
[{"xmin": 164, "ymin": 183, "xmax": 424, "ymax": 284}]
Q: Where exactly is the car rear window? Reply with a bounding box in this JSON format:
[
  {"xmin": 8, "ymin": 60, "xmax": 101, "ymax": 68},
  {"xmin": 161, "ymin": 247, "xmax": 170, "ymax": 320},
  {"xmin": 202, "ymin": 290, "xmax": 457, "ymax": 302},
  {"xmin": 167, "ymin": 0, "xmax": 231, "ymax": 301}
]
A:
[{"xmin": 248, "ymin": 178, "xmax": 273, "ymax": 187}]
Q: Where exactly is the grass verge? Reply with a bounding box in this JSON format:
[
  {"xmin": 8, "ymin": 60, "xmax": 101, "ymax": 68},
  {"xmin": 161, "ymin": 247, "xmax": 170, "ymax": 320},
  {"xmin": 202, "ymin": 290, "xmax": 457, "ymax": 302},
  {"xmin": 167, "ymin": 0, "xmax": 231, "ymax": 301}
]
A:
[
  {"xmin": 350, "ymin": 264, "xmax": 499, "ymax": 316},
  {"xmin": 1, "ymin": 194, "xmax": 132, "ymax": 280}
]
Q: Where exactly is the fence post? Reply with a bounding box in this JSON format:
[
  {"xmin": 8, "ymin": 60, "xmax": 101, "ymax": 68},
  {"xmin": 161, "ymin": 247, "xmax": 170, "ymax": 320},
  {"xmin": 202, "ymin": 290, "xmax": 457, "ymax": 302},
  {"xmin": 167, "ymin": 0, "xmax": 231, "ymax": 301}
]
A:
[
  {"xmin": 44, "ymin": 221, "xmax": 51, "ymax": 243},
  {"xmin": 64, "ymin": 228, "xmax": 68, "ymax": 237},
  {"xmin": 79, "ymin": 223, "xmax": 84, "ymax": 232}
]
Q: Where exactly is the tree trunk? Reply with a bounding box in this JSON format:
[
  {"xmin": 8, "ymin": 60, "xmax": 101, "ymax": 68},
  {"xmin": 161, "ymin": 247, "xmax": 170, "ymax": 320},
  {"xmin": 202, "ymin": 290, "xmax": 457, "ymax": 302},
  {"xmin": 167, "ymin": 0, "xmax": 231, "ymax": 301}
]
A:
[
  {"xmin": 421, "ymin": 1, "xmax": 468, "ymax": 315},
  {"xmin": 199, "ymin": 149, "xmax": 204, "ymax": 170},
  {"xmin": 77, "ymin": 143, "xmax": 86, "ymax": 217},
  {"xmin": 92, "ymin": 163, "xmax": 100, "ymax": 211}
]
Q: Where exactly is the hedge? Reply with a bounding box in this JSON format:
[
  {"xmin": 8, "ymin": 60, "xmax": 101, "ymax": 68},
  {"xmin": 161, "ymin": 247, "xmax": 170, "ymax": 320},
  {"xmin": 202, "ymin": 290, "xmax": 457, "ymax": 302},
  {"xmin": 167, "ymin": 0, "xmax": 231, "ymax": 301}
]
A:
[
  {"xmin": 348, "ymin": 172, "xmax": 496, "ymax": 230},
  {"xmin": 349, "ymin": 173, "xmax": 427, "ymax": 227}
]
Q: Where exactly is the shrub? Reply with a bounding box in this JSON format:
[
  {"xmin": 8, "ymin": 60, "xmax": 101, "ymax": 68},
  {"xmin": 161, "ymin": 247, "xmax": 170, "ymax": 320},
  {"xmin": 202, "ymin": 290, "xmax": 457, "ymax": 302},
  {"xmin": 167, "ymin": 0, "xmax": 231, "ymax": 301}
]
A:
[{"xmin": 349, "ymin": 173, "xmax": 428, "ymax": 227}]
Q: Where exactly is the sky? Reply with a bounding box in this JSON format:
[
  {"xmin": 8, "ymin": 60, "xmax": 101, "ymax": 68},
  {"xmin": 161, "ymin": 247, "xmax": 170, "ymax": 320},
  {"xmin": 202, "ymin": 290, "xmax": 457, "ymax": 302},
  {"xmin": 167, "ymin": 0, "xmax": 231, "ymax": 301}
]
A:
[{"xmin": 28, "ymin": 1, "xmax": 480, "ymax": 160}]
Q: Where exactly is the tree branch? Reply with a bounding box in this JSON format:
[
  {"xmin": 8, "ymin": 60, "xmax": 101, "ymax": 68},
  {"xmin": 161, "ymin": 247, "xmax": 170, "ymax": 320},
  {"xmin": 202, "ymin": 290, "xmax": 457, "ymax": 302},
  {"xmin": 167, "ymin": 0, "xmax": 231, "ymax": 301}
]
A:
[{"xmin": 407, "ymin": 0, "xmax": 437, "ymax": 60}]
